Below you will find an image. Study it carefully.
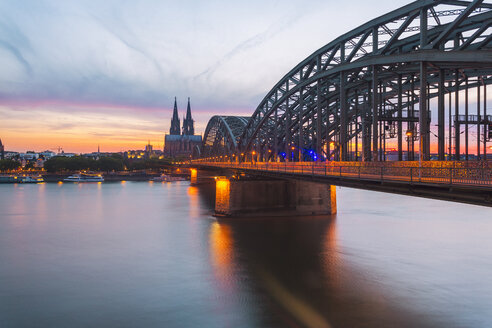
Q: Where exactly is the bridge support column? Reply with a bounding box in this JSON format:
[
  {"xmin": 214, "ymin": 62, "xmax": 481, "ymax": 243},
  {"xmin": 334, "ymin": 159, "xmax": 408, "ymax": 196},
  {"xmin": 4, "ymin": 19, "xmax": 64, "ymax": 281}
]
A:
[
  {"xmin": 190, "ymin": 168, "xmax": 197, "ymax": 185},
  {"xmin": 215, "ymin": 178, "xmax": 336, "ymax": 217},
  {"xmin": 189, "ymin": 168, "xmax": 221, "ymax": 186}
]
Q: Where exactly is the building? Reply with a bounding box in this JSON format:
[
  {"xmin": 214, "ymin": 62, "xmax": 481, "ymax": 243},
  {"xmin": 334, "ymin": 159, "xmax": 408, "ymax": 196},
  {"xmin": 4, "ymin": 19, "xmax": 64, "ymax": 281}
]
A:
[
  {"xmin": 170, "ymin": 97, "xmax": 180, "ymax": 135},
  {"xmin": 0, "ymin": 138, "xmax": 4, "ymax": 160},
  {"xmin": 144, "ymin": 141, "xmax": 154, "ymax": 158},
  {"xmin": 164, "ymin": 97, "xmax": 202, "ymax": 158},
  {"xmin": 182, "ymin": 98, "xmax": 194, "ymax": 135},
  {"xmin": 39, "ymin": 150, "xmax": 56, "ymax": 159}
]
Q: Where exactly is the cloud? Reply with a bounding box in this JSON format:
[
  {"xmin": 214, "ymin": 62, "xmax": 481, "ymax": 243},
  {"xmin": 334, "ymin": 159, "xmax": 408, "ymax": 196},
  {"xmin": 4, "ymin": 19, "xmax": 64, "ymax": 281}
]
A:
[
  {"xmin": 0, "ymin": 40, "xmax": 32, "ymax": 74},
  {"xmin": 193, "ymin": 9, "xmax": 306, "ymax": 82},
  {"xmin": 0, "ymin": 0, "xmax": 417, "ymax": 152}
]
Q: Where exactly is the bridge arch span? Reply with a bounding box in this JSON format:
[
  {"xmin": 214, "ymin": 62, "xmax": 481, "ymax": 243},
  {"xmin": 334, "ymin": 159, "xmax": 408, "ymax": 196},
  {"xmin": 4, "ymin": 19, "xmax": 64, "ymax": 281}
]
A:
[
  {"xmin": 201, "ymin": 115, "xmax": 250, "ymax": 160},
  {"xmin": 236, "ymin": 0, "xmax": 492, "ymax": 163}
]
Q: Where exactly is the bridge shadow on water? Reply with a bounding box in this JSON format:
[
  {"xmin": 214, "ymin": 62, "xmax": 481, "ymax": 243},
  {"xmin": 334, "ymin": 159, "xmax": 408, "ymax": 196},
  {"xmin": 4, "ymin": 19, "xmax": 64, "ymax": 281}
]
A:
[{"xmin": 193, "ymin": 183, "xmax": 456, "ymax": 328}]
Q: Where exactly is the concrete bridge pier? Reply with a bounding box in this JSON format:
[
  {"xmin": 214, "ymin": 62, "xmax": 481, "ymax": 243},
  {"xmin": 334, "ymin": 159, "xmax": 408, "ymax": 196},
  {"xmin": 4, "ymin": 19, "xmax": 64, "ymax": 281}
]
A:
[
  {"xmin": 215, "ymin": 177, "xmax": 336, "ymax": 217},
  {"xmin": 189, "ymin": 168, "xmax": 224, "ymax": 186}
]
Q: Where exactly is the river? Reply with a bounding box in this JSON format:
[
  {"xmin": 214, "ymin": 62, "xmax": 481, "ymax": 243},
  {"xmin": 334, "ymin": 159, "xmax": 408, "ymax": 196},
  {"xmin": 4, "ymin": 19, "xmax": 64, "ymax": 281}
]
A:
[{"xmin": 1, "ymin": 181, "xmax": 491, "ymax": 327}]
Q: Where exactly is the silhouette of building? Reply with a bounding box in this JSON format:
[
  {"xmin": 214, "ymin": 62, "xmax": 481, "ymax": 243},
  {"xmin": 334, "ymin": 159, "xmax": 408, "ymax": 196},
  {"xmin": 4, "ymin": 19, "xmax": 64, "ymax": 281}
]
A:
[
  {"xmin": 182, "ymin": 98, "xmax": 194, "ymax": 135},
  {"xmin": 170, "ymin": 97, "xmax": 180, "ymax": 135},
  {"xmin": 164, "ymin": 98, "xmax": 202, "ymax": 158},
  {"xmin": 0, "ymin": 139, "xmax": 4, "ymax": 160},
  {"xmin": 145, "ymin": 141, "xmax": 153, "ymax": 158}
]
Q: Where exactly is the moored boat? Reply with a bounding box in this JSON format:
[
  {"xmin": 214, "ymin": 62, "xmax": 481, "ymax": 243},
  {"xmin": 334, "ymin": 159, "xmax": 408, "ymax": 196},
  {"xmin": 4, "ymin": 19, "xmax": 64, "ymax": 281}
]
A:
[
  {"xmin": 0, "ymin": 175, "xmax": 19, "ymax": 183},
  {"xmin": 0, "ymin": 175, "xmax": 44, "ymax": 183},
  {"xmin": 152, "ymin": 174, "xmax": 186, "ymax": 182},
  {"xmin": 64, "ymin": 173, "xmax": 104, "ymax": 182},
  {"xmin": 20, "ymin": 176, "xmax": 44, "ymax": 183}
]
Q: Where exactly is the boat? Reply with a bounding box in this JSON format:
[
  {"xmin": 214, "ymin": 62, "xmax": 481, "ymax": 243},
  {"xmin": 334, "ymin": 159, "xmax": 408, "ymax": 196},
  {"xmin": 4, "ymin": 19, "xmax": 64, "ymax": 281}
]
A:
[
  {"xmin": 152, "ymin": 174, "xmax": 186, "ymax": 182},
  {"xmin": 0, "ymin": 175, "xmax": 19, "ymax": 183},
  {"xmin": 20, "ymin": 176, "xmax": 44, "ymax": 183},
  {"xmin": 64, "ymin": 173, "xmax": 104, "ymax": 182},
  {"xmin": 0, "ymin": 175, "xmax": 44, "ymax": 183}
]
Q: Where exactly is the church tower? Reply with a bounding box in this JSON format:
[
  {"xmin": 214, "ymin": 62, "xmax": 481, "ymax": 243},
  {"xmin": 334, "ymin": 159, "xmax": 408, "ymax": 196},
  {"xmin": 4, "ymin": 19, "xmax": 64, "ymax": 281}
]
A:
[
  {"xmin": 182, "ymin": 97, "xmax": 194, "ymax": 136},
  {"xmin": 170, "ymin": 97, "xmax": 180, "ymax": 135},
  {"xmin": 0, "ymin": 139, "xmax": 4, "ymax": 160}
]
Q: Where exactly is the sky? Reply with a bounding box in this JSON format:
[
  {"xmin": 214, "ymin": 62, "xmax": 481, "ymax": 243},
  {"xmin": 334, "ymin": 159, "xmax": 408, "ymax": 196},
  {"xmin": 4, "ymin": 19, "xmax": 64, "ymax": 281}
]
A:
[{"xmin": 0, "ymin": 0, "xmax": 423, "ymax": 152}]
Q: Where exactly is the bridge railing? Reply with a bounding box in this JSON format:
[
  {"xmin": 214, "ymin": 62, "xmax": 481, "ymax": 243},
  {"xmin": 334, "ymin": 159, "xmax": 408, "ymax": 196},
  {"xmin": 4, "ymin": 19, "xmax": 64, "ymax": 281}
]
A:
[{"xmin": 192, "ymin": 161, "xmax": 492, "ymax": 187}]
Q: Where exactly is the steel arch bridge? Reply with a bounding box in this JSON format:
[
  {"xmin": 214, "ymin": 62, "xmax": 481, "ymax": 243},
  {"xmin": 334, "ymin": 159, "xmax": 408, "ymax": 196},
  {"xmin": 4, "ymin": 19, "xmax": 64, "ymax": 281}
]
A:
[
  {"xmin": 201, "ymin": 116, "xmax": 250, "ymax": 159},
  {"xmin": 202, "ymin": 0, "xmax": 492, "ymax": 163}
]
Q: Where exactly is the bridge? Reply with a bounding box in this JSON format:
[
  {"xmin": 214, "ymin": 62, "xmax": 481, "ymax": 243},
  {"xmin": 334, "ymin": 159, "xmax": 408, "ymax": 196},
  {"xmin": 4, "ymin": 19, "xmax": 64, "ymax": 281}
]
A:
[{"xmin": 190, "ymin": 0, "xmax": 492, "ymax": 214}]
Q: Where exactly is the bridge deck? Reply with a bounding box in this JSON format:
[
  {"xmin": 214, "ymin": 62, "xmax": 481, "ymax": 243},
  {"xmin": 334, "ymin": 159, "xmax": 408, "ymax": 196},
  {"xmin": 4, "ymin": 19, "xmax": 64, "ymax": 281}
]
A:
[
  {"xmin": 191, "ymin": 162, "xmax": 492, "ymax": 206},
  {"xmin": 194, "ymin": 162, "xmax": 492, "ymax": 188}
]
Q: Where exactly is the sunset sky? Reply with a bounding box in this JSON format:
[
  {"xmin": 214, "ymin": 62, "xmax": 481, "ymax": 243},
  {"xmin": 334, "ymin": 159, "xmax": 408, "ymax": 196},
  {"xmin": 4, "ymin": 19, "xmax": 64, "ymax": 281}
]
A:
[{"xmin": 0, "ymin": 0, "xmax": 478, "ymax": 153}]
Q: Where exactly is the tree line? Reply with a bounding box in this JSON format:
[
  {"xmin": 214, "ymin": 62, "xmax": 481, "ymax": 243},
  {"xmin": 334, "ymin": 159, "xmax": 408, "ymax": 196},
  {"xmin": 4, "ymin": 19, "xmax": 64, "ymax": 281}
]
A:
[
  {"xmin": 0, "ymin": 159, "xmax": 21, "ymax": 171},
  {"xmin": 43, "ymin": 155, "xmax": 174, "ymax": 173}
]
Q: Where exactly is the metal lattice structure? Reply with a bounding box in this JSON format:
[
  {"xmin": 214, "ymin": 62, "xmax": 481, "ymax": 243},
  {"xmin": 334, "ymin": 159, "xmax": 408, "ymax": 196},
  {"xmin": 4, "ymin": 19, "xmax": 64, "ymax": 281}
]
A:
[
  {"xmin": 201, "ymin": 116, "xmax": 250, "ymax": 159},
  {"xmin": 203, "ymin": 0, "xmax": 492, "ymax": 162}
]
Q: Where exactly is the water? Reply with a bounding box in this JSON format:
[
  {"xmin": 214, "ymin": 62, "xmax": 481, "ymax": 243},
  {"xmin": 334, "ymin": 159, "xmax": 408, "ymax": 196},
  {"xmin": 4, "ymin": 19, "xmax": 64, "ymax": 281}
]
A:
[{"xmin": 1, "ymin": 181, "xmax": 492, "ymax": 327}]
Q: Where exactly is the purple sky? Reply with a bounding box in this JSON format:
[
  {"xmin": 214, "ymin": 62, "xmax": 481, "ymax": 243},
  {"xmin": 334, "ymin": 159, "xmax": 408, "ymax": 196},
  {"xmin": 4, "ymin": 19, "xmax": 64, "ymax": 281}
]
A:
[{"xmin": 0, "ymin": 0, "xmax": 413, "ymax": 152}]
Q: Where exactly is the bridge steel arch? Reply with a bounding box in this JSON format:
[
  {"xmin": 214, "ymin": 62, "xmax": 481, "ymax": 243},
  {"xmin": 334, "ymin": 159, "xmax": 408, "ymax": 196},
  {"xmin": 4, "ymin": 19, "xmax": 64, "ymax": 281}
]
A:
[
  {"xmin": 235, "ymin": 0, "xmax": 492, "ymax": 163},
  {"xmin": 201, "ymin": 115, "xmax": 250, "ymax": 160}
]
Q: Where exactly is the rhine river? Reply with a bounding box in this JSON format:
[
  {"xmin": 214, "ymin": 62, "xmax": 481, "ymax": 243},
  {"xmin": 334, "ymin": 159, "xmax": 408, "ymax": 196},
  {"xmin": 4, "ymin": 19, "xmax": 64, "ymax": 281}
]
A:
[{"xmin": 1, "ymin": 181, "xmax": 492, "ymax": 328}]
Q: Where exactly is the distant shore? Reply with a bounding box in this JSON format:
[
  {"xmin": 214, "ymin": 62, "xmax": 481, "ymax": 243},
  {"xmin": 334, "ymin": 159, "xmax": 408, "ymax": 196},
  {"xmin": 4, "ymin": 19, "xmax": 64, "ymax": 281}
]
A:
[{"xmin": 0, "ymin": 172, "xmax": 190, "ymax": 183}]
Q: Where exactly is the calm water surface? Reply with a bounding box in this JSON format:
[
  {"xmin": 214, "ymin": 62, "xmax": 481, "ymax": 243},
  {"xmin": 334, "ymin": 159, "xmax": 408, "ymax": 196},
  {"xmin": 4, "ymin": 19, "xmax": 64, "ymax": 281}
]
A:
[{"xmin": 1, "ymin": 181, "xmax": 492, "ymax": 327}]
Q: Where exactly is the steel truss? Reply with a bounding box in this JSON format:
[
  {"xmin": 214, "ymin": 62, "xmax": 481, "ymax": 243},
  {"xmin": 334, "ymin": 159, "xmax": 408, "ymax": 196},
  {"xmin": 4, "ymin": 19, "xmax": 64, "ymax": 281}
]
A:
[
  {"xmin": 201, "ymin": 116, "xmax": 250, "ymax": 159},
  {"xmin": 204, "ymin": 0, "xmax": 492, "ymax": 162}
]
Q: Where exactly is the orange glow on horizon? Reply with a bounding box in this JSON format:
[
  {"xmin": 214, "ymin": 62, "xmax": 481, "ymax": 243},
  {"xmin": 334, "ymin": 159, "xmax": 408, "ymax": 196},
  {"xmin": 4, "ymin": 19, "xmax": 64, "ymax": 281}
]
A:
[{"xmin": 0, "ymin": 101, "xmax": 220, "ymax": 153}]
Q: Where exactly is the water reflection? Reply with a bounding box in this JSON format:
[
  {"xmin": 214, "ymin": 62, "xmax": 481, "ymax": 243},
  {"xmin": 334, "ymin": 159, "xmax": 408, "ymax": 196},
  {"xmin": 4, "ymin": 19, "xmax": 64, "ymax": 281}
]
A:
[
  {"xmin": 209, "ymin": 222, "xmax": 234, "ymax": 290},
  {"xmin": 1, "ymin": 182, "xmax": 491, "ymax": 328},
  {"xmin": 209, "ymin": 214, "xmax": 452, "ymax": 328},
  {"xmin": 187, "ymin": 186, "xmax": 200, "ymax": 218}
]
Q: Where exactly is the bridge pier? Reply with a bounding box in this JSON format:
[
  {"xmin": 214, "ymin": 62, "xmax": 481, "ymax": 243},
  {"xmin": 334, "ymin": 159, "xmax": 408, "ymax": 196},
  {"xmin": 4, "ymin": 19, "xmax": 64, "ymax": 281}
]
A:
[{"xmin": 215, "ymin": 177, "xmax": 336, "ymax": 217}]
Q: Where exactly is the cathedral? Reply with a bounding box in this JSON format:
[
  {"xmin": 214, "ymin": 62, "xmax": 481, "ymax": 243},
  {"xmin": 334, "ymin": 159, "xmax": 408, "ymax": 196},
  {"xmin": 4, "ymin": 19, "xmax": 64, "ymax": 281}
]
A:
[
  {"xmin": 164, "ymin": 97, "xmax": 202, "ymax": 158},
  {"xmin": 0, "ymin": 139, "xmax": 4, "ymax": 160}
]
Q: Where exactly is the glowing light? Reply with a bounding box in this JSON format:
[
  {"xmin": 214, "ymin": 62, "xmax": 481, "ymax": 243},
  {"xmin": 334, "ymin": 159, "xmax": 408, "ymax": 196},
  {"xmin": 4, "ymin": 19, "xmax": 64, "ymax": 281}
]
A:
[
  {"xmin": 215, "ymin": 178, "xmax": 231, "ymax": 215},
  {"xmin": 209, "ymin": 222, "xmax": 234, "ymax": 290}
]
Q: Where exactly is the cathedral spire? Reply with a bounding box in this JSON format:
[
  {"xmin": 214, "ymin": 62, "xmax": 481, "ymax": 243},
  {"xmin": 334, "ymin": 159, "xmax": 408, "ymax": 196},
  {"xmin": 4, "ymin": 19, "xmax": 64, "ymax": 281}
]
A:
[
  {"xmin": 0, "ymin": 138, "xmax": 4, "ymax": 160},
  {"xmin": 182, "ymin": 97, "xmax": 194, "ymax": 135},
  {"xmin": 170, "ymin": 97, "xmax": 180, "ymax": 135},
  {"xmin": 186, "ymin": 97, "xmax": 192, "ymax": 121}
]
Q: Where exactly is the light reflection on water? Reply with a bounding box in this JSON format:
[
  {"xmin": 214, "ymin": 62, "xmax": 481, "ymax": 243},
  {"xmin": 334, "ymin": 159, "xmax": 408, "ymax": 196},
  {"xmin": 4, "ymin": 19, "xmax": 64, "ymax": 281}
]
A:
[{"xmin": 0, "ymin": 182, "xmax": 492, "ymax": 327}]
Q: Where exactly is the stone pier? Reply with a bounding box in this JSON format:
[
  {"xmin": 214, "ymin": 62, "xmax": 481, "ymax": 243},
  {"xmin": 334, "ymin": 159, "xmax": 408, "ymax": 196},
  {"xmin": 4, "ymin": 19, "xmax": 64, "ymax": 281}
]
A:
[{"xmin": 215, "ymin": 177, "xmax": 336, "ymax": 217}]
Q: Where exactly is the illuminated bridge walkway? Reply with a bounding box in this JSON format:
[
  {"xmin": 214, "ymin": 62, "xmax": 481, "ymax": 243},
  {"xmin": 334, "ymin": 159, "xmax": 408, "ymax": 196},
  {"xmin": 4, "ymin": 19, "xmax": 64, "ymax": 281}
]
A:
[
  {"xmin": 190, "ymin": 161, "xmax": 492, "ymax": 207},
  {"xmin": 191, "ymin": 1, "xmax": 492, "ymax": 211}
]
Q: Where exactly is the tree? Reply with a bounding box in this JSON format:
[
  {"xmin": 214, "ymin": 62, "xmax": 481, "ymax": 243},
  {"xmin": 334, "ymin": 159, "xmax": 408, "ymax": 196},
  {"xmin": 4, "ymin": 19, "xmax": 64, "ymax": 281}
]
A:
[
  {"xmin": 0, "ymin": 159, "xmax": 21, "ymax": 171},
  {"xmin": 97, "ymin": 157, "xmax": 124, "ymax": 172}
]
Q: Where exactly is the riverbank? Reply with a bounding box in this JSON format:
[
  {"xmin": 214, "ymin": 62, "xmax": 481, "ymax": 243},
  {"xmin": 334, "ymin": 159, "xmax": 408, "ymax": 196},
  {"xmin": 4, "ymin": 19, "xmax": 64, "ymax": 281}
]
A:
[{"xmin": 1, "ymin": 172, "xmax": 190, "ymax": 183}]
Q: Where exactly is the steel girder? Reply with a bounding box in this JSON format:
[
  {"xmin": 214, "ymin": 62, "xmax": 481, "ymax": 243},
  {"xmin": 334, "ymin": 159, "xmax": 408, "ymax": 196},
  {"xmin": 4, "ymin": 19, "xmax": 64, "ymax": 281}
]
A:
[
  {"xmin": 201, "ymin": 116, "xmax": 250, "ymax": 159},
  {"xmin": 235, "ymin": 0, "xmax": 492, "ymax": 162}
]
